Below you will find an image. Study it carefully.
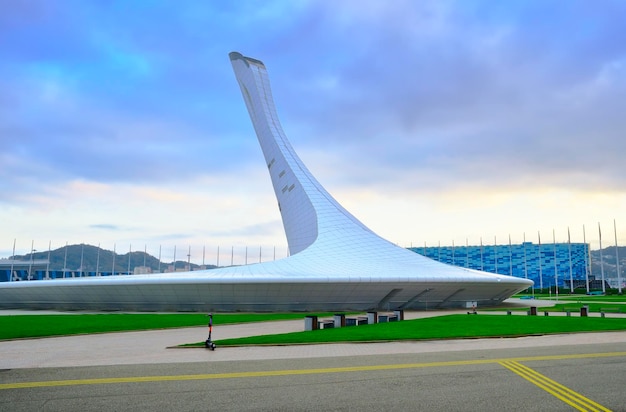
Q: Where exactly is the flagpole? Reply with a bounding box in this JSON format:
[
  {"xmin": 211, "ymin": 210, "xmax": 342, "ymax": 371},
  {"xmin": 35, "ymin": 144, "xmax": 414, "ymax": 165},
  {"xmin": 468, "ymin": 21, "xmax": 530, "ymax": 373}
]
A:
[
  {"xmin": 28, "ymin": 240, "xmax": 34, "ymax": 280},
  {"xmin": 494, "ymin": 236, "xmax": 498, "ymax": 274},
  {"xmin": 452, "ymin": 240, "xmax": 455, "ymax": 265},
  {"xmin": 96, "ymin": 243, "xmax": 100, "ymax": 277},
  {"xmin": 583, "ymin": 225, "xmax": 590, "ymax": 294},
  {"xmin": 158, "ymin": 245, "xmax": 162, "ymax": 273},
  {"xmin": 508, "ymin": 234, "xmax": 513, "ymax": 276},
  {"xmin": 173, "ymin": 245, "xmax": 177, "ymax": 272},
  {"xmin": 64, "ymin": 242, "xmax": 69, "ymax": 278},
  {"xmin": 79, "ymin": 243, "xmax": 84, "ymax": 277},
  {"xmin": 112, "ymin": 243, "xmax": 116, "ymax": 276},
  {"xmin": 599, "ymin": 222, "xmax": 606, "ymax": 293},
  {"xmin": 438, "ymin": 241, "xmax": 441, "ymax": 262},
  {"xmin": 553, "ymin": 229, "xmax": 558, "ymax": 301},
  {"xmin": 9, "ymin": 239, "xmax": 15, "ymax": 282},
  {"xmin": 538, "ymin": 232, "xmax": 543, "ymax": 290},
  {"xmin": 187, "ymin": 245, "xmax": 191, "ymax": 271},
  {"xmin": 615, "ymin": 219, "xmax": 621, "ymax": 294},
  {"xmin": 46, "ymin": 240, "xmax": 51, "ymax": 279},
  {"xmin": 480, "ymin": 237, "xmax": 484, "ymax": 271},
  {"xmin": 465, "ymin": 238, "xmax": 469, "ymax": 268},
  {"xmin": 127, "ymin": 244, "xmax": 132, "ymax": 275},
  {"xmin": 568, "ymin": 227, "xmax": 573, "ymax": 293},
  {"xmin": 523, "ymin": 233, "xmax": 528, "ymax": 279}
]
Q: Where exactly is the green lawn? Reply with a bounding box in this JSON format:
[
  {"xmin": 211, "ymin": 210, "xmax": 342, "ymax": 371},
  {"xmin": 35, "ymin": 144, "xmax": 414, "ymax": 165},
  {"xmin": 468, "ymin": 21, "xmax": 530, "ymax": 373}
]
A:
[
  {"xmin": 515, "ymin": 293, "xmax": 626, "ymax": 303},
  {"xmin": 6, "ymin": 310, "xmax": 626, "ymax": 346},
  {"xmin": 502, "ymin": 302, "xmax": 626, "ymax": 313},
  {"xmin": 207, "ymin": 314, "xmax": 626, "ymax": 347},
  {"xmin": 548, "ymin": 303, "xmax": 626, "ymax": 313},
  {"xmin": 555, "ymin": 295, "xmax": 626, "ymax": 303},
  {"xmin": 0, "ymin": 313, "xmax": 320, "ymax": 340}
]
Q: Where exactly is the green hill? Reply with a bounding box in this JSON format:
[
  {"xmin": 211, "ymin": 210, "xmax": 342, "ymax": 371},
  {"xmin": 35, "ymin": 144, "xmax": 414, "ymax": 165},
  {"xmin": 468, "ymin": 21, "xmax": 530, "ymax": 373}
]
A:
[{"xmin": 11, "ymin": 244, "xmax": 217, "ymax": 273}]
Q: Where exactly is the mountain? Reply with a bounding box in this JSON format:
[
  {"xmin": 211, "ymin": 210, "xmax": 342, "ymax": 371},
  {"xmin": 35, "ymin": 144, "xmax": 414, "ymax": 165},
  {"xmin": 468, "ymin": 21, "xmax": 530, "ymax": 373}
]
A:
[
  {"xmin": 10, "ymin": 244, "xmax": 217, "ymax": 273},
  {"xmin": 590, "ymin": 246, "xmax": 626, "ymax": 278}
]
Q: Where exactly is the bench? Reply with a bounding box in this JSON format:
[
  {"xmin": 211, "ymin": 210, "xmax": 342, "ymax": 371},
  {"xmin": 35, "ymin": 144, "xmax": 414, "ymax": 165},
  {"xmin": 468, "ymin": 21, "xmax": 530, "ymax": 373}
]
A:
[{"xmin": 320, "ymin": 320, "xmax": 334, "ymax": 329}]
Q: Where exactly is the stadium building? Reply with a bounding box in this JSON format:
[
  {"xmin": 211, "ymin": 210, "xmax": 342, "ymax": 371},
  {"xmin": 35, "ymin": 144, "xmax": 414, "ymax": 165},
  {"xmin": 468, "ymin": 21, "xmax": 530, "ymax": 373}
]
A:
[{"xmin": 409, "ymin": 242, "xmax": 589, "ymax": 291}]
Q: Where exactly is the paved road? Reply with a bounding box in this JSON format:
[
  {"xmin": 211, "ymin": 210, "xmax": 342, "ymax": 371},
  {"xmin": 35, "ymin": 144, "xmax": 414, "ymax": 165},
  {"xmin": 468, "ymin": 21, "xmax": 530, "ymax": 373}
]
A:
[
  {"xmin": 2, "ymin": 342, "xmax": 625, "ymax": 411},
  {"xmin": 2, "ymin": 303, "xmax": 626, "ymax": 411}
]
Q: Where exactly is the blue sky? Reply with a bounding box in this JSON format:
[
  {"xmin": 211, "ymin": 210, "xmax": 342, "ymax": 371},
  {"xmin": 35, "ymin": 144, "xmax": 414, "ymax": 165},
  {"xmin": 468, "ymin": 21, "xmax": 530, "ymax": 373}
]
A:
[{"xmin": 1, "ymin": 0, "xmax": 625, "ymax": 263}]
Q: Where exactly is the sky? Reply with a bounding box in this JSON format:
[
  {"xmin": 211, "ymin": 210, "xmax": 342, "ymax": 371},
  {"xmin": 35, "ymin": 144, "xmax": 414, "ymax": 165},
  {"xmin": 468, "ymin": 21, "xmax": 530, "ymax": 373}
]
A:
[{"xmin": 1, "ymin": 0, "xmax": 625, "ymax": 264}]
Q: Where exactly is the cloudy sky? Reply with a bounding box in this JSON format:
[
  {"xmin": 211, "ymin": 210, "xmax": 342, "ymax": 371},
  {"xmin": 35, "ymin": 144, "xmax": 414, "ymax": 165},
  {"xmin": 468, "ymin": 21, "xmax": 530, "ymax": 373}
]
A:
[{"xmin": 1, "ymin": 0, "xmax": 625, "ymax": 263}]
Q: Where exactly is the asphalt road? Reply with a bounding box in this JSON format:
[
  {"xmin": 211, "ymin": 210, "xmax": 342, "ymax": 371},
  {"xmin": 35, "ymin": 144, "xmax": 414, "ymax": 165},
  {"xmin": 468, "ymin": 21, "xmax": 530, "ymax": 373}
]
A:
[
  {"xmin": 2, "ymin": 342, "xmax": 626, "ymax": 411},
  {"xmin": 2, "ymin": 304, "xmax": 625, "ymax": 412}
]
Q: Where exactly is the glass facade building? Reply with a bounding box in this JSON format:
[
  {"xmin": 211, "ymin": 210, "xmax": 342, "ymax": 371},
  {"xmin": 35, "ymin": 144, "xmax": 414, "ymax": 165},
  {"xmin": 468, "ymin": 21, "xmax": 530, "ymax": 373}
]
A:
[{"xmin": 409, "ymin": 242, "xmax": 589, "ymax": 289}]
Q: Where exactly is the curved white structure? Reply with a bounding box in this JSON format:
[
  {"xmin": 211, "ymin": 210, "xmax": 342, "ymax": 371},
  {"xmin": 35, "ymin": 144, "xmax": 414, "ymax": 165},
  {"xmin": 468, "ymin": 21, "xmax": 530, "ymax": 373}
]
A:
[{"xmin": 0, "ymin": 52, "xmax": 532, "ymax": 312}]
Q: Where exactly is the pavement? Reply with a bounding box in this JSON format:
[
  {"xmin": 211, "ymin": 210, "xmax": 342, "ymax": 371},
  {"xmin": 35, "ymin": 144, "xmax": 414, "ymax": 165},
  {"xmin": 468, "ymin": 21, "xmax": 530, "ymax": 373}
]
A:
[{"xmin": 3, "ymin": 299, "xmax": 626, "ymax": 369}]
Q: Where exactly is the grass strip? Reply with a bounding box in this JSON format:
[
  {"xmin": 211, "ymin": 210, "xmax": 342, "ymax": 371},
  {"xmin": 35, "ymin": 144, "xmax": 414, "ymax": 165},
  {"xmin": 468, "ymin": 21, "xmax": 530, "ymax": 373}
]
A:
[
  {"xmin": 515, "ymin": 294, "xmax": 626, "ymax": 303},
  {"xmin": 208, "ymin": 314, "xmax": 626, "ymax": 347},
  {"xmin": 0, "ymin": 313, "xmax": 325, "ymax": 340},
  {"xmin": 549, "ymin": 303, "xmax": 625, "ymax": 313},
  {"xmin": 502, "ymin": 303, "xmax": 626, "ymax": 313}
]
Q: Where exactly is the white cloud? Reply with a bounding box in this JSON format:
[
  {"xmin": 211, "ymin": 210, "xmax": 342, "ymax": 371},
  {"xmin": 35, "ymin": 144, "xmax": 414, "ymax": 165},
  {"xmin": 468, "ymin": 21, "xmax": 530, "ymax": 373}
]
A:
[{"xmin": 1, "ymin": 1, "xmax": 625, "ymax": 257}]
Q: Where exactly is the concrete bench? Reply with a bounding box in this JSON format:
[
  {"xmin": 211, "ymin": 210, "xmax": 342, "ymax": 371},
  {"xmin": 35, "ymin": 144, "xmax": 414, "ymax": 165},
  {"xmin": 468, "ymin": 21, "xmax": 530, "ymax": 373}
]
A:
[
  {"xmin": 378, "ymin": 313, "xmax": 400, "ymax": 323},
  {"xmin": 320, "ymin": 320, "xmax": 334, "ymax": 329}
]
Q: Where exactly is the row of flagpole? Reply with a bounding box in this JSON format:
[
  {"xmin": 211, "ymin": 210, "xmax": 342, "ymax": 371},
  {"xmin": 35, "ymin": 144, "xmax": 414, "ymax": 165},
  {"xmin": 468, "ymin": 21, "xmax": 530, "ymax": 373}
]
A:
[
  {"xmin": 5, "ymin": 221, "xmax": 622, "ymax": 290},
  {"xmin": 413, "ymin": 220, "xmax": 622, "ymax": 294},
  {"xmin": 6, "ymin": 242, "xmax": 288, "ymax": 280}
]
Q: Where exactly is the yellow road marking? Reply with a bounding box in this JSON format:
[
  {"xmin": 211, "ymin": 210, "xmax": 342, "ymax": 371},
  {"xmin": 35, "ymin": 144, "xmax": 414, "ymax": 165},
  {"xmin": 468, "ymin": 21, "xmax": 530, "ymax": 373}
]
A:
[
  {"xmin": 1, "ymin": 351, "xmax": 626, "ymax": 391},
  {"xmin": 500, "ymin": 361, "xmax": 612, "ymax": 412}
]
